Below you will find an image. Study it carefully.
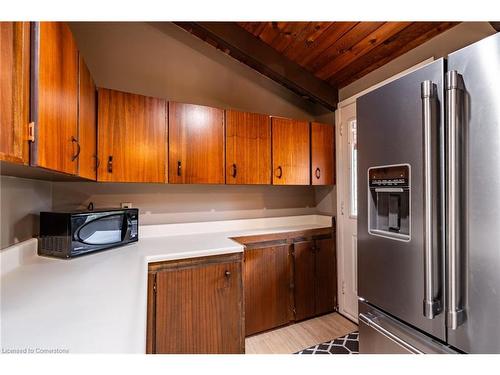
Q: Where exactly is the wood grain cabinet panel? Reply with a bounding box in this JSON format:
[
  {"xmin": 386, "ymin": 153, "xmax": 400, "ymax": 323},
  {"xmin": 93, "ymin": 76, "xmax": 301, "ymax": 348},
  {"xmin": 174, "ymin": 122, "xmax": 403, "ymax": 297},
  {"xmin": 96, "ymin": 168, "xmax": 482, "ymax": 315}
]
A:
[
  {"xmin": 149, "ymin": 253, "xmax": 244, "ymax": 354},
  {"xmin": 272, "ymin": 117, "xmax": 310, "ymax": 185},
  {"xmin": 0, "ymin": 22, "xmax": 30, "ymax": 165},
  {"xmin": 169, "ymin": 102, "xmax": 224, "ymax": 184},
  {"xmin": 311, "ymin": 122, "xmax": 335, "ymax": 185},
  {"xmin": 77, "ymin": 56, "xmax": 97, "ymax": 180},
  {"xmin": 225, "ymin": 110, "xmax": 271, "ymax": 184},
  {"xmin": 244, "ymin": 244, "xmax": 292, "ymax": 336},
  {"xmin": 97, "ymin": 88, "xmax": 167, "ymax": 183},
  {"xmin": 31, "ymin": 22, "xmax": 79, "ymax": 175},
  {"xmin": 315, "ymin": 238, "xmax": 336, "ymax": 315},
  {"xmin": 293, "ymin": 236, "xmax": 337, "ymax": 321},
  {"xmin": 293, "ymin": 240, "xmax": 316, "ymax": 321}
]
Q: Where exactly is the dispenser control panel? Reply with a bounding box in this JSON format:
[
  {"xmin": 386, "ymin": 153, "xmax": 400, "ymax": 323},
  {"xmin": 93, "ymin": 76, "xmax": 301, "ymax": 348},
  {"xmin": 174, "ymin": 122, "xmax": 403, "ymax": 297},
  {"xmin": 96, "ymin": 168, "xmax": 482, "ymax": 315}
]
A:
[{"xmin": 369, "ymin": 165, "xmax": 409, "ymax": 187}]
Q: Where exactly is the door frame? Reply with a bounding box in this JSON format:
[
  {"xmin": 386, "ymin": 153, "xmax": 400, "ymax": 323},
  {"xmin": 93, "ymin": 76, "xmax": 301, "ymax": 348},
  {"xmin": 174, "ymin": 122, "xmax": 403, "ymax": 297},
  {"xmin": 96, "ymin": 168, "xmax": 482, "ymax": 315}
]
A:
[{"xmin": 335, "ymin": 58, "xmax": 434, "ymax": 323}]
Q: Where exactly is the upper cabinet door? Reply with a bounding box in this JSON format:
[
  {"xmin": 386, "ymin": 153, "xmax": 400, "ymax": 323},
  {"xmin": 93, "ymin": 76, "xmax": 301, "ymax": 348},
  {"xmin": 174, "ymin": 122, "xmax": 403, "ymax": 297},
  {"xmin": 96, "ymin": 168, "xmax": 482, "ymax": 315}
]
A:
[
  {"xmin": 0, "ymin": 22, "xmax": 30, "ymax": 164},
  {"xmin": 31, "ymin": 22, "xmax": 79, "ymax": 175},
  {"xmin": 311, "ymin": 122, "xmax": 335, "ymax": 185},
  {"xmin": 77, "ymin": 55, "xmax": 97, "ymax": 180},
  {"xmin": 169, "ymin": 102, "xmax": 224, "ymax": 184},
  {"xmin": 98, "ymin": 88, "xmax": 167, "ymax": 183},
  {"xmin": 272, "ymin": 117, "xmax": 310, "ymax": 185},
  {"xmin": 0, "ymin": 22, "xmax": 30, "ymax": 165},
  {"xmin": 225, "ymin": 110, "xmax": 271, "ymax": 185}
]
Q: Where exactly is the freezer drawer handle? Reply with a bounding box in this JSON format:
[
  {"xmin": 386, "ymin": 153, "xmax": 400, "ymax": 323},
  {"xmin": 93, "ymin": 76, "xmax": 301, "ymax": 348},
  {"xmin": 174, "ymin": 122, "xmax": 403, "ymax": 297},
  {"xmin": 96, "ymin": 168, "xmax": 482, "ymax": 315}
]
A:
[
  {"xmin": 359, "ymin": 313, "xmax": 424, "ymax": 354},
  {"xmin": 445, "ymin": 71, "xmax": 466, "ymax": 330},
  {"xmin": 421, "ymin": 80, "xmax": 442, "ymax": 319}
]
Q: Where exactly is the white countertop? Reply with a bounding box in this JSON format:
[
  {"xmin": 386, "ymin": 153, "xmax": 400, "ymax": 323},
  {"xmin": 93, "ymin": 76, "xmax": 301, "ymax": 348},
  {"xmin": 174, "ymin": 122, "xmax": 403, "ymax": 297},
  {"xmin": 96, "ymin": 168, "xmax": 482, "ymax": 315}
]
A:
[{"xmin": 0, "ymin": 215, "xmax": 332, "ymax": 354}]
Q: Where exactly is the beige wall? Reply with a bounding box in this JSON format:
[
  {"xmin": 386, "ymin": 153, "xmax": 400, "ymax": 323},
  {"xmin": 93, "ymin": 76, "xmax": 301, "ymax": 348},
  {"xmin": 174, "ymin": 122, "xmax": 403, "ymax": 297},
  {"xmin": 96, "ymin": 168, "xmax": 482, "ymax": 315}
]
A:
[
  {"xmin": 69, "ymin": 22, "xmax": 333, "ymax": 122},
  {"xmin": 51, "ymin": 183, "xmax": 321, "ymax": 225},
  {"xmin": 339, "ymin": 22, "xmax": 496, "ymax": 101},
  {"xmin": 0, "ymin": 176, "xmax": 52, "ymax": 249}
]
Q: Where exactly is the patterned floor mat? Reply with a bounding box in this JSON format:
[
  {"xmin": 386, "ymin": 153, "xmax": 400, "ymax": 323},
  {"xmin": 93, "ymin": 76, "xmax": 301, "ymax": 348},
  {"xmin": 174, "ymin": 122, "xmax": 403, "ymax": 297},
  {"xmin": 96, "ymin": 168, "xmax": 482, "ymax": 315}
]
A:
[{"xmin": 295, "ymin": 331, "xmax": 359, "ymax": 354}]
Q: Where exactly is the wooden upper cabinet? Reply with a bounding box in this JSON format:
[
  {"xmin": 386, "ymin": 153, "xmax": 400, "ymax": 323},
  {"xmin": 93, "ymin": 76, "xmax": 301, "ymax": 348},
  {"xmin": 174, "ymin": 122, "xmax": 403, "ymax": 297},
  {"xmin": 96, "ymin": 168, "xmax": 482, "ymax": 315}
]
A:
[
  {"xmin": 311, "ymin": 122, "xmax": 335, "ymax": 185},
  {"xmin": 272, "ymin": 117, "xmax": 310, "ymax": 185},
  {"xmin": 98, "ymin": 88, "xmax": 167, "ymax": 183},
  {"xmin": 31, "ymin": 22, "xmax": 79, "ymax": 175},
  {"xmin": 77, "ymin": 56, "xmax": 97, "ymax": 180},
  {"xmin": 0, "ymin": 22, "xmax": 30, "ymax": 165},
  {"xmin": 169, "ymin": 102, "xmax": 224, "ymax": 184},
  {"xmin": 225, "ymin": 110, "xmax": 271, "ymax": 185}
]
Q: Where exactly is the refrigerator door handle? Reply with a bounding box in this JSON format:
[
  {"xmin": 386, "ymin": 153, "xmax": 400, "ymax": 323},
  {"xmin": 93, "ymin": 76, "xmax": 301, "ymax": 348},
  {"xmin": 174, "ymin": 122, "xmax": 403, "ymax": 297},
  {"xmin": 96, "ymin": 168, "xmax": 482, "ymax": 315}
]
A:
[
  {"xmin": 359, "ymin": 313, "xmax": 424, "ymax": 354},
  {"xmin": 421, "ymin": 80, "xmax": 441, "ymax": 319},
  {"xmin": 445, "ymin": 70, "xmax": 466, "ymax": 330}
]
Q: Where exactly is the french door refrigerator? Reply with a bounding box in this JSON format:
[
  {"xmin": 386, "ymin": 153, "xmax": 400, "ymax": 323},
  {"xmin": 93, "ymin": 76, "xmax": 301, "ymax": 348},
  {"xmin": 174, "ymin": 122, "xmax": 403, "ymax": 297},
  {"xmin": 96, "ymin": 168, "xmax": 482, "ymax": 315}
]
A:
[{"xmin": 357, "ymin": 32, "xmax": 500, "ymax": 354}]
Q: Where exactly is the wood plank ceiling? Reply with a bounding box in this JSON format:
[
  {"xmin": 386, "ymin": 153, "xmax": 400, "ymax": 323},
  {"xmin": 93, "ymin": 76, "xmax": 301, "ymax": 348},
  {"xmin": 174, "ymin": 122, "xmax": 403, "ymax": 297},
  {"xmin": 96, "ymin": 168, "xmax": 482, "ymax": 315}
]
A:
[{"xmin": 238, "ymin": 22, "xmax": 459, "ymax": 88}]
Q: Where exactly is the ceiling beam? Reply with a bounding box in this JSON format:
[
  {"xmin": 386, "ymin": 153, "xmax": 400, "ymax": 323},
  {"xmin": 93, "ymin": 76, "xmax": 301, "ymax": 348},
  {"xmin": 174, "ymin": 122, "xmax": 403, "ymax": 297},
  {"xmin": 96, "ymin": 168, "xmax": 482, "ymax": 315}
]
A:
[
  {"xmin": 173, "ymin": 22, "xmax": 338, "ymax": 110},
  {"xmin": 490, "ymin": 22, "xmax": 500, "ymax": 32}
]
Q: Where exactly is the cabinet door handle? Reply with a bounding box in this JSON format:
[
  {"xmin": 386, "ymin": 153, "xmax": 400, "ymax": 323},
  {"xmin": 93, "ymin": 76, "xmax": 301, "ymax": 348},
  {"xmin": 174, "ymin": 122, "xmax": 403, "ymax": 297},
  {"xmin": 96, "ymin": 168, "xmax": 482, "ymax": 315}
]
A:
[
  {"xmin": 231, "ymin": 163, "xmax": 237, "ymax": 178},
  {"xmin": 276, "ymin": 166, "xmax": 283, "ymax": 179},
  {"xmin": 177, "ymin": 161, "xmax": 182, "ymax": 176},
  {"xmin": 107, "ymin": 156, "xmax": 113, "ymax": 173},
  {"xmin": 224, "ymin": 270, "xmax": 231, "ymax": 277},
  {"xmin": 71, "ymin": 136, "xmax": 81, "ymax": 161},
  {"xmin": 315, "ymin": 167, "xmax": 321, "ymax": 179}
]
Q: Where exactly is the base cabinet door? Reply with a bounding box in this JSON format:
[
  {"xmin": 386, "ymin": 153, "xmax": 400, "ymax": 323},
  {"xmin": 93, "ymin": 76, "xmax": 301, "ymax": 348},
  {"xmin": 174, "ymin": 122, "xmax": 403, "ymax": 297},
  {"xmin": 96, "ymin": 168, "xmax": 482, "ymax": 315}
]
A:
[
  {"xmin": 98, "ymin": 88, "xmax": 167, "ymax": 182},
  {"xmin": 293, "ymin": 236, "xmax": 337, "ymax": 321},
  {"xmin": 293, "ymin": 241, "xmax": 316, "ymax": 321},
  {"xmin": 149, "ymin": 254, "xmax": 244, "ymax": 354},
  {"xmin": 244, "ymin": 244, "xmax": 292, "ymax": 336},
  {"xmin": 0, "ymin": 22, "xmax": 30, "ymax": 165},
  {"xmin": 315, "ymin": 238, "xmax": 336, "ymax": 315}
]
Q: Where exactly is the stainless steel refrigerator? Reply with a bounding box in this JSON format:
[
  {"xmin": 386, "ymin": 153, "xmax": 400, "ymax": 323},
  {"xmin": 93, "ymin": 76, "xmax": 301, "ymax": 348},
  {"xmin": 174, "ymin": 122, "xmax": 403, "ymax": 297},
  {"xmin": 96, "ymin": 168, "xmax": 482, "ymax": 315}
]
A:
[{"xmin": 357, "ymin": 32, "xmax": 500, "ymax": 354}]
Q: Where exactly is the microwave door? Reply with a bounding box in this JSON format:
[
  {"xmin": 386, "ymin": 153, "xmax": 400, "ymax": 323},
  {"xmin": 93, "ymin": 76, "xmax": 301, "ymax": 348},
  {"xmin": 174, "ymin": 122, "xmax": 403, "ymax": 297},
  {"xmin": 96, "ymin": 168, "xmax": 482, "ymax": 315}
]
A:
[{"xmin": 76, "ymin": 213, "xmax": 125, "ymax": 245}]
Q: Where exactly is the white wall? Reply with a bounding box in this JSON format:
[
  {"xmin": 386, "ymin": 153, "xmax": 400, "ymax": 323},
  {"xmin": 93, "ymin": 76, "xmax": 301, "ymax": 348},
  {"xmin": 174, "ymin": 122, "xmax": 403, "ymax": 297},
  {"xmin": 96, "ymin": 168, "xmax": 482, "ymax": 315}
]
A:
[{"xmin": 0, "ymin": 176, "xmax": 52, "ymax": 249}]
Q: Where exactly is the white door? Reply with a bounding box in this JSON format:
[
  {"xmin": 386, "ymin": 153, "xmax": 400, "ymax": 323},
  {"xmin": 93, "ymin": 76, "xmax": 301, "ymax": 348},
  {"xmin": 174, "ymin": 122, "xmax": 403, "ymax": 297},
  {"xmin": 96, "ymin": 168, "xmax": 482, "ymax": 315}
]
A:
[{"xmin": 336, "ymin": 102, "xmax": 359, "ymax": 322}]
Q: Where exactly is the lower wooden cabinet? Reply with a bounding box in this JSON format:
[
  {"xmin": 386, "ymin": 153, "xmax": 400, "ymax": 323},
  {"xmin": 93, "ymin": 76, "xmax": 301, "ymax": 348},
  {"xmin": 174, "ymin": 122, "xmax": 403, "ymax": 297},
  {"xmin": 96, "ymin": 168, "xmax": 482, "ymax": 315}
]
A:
[
  {"xmin": 293, "ymin": 237, "xmax": 336, "ymax": 321},
  {"xmin": 147, "ymin": 253, "xmax": 244, "ymax": 354},
  {"xmin": 314, "ymin": 238, "xmax": 337, "ymax": 315},
  {"xmin": 241, "ymin": 228, "xmax": 336, "ymax": 336},
  {"xmin": 293, "ymin": 241, "xmax": 317, "ymax": 321},
  {"xmin": 244, "ymin": 244, "xmax": 292, "ymax": 336}
]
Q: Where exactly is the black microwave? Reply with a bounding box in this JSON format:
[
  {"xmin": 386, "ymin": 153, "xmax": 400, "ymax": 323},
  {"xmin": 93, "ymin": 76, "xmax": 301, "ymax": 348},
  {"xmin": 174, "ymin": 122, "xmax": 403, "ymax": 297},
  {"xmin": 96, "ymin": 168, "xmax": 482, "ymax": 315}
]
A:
[{"xmin": 38, "ymin": 208, "xmax": 138, "ymax": 258}]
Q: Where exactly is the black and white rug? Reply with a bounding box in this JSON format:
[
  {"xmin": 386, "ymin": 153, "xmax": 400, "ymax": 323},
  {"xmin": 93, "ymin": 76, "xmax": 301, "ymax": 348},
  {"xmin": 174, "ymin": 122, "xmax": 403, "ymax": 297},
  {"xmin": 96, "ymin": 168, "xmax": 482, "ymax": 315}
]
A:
[{"xmin": 295, "ymin": 331, "xmax": 359, "ymax": 354}]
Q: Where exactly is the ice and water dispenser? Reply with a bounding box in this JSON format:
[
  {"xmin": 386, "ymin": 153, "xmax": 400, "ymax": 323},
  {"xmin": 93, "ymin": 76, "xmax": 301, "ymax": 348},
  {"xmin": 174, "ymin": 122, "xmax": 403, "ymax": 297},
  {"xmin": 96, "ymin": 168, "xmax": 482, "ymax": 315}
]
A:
[{"xmin": 368, "ymin": 164, "xmax": 410, "ymax": 241}]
